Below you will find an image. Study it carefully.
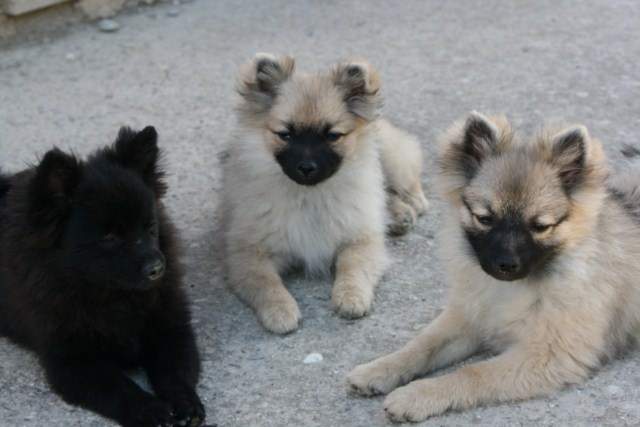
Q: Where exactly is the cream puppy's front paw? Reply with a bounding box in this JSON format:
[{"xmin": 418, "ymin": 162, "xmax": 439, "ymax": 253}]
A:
[
  {"xmin": 256, "ymin": 294, "xmax": 302, "ymax": 334},
  {"xmin": 383, "ymin": 379, "xmax": 451, "ymax": 423},
  {"xmin": 346, "ymin": 357, "xmax": 406, "ymax": 396},
  {"xmin": 332, "ymin": 283, "xmax": 373, "ymax": 319}
]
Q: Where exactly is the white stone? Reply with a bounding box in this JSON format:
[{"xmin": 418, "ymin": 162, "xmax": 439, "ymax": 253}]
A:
[
  {"xmin": 303, "ymin": 353, "xmax": 323, "ymax": 364},
  {"xmin": 98, "ymin": 19, "xmax": 120, "ymax": 32},
  {"xmin": 606, "ymin": 385, "xmax": 622, "ymax": 397}
]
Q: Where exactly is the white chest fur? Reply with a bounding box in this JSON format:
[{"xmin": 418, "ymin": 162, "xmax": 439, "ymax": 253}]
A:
[{"xmin": 225, "ymin": 130, "xmax": 387, "ymax": 274}]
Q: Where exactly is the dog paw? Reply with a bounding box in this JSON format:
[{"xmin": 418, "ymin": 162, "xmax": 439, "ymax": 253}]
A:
[
  {"xmin": 383, "ymin": 380, "xmax": 449, "ymax": 423},
  {"xmin": 169, "ymin": 390, "xmax": 206, "ymax": 426},
  {"xmin": 388, "ymin": 207, "xmax": 417, "ymax": 236},
  {"xmin": 123, "ymin": 398, "xmax": 174, "ymax": 427},
  {"xmin": 410, "ymin": 192, "xmax": 429, "ymax": 216},
  {"xmin": 346, "ymin": 359, "xmax": 403, "ymax": 396},
  {"xmin": 387, "ymin": 192, "xmax": 419, "ymax": 236},
  {"xmin": 257, "ymin": 298, "xmax": 302, "ymax": 334},
  {"xmin": 332, "ymin": 286, "xmax": 372, "ymax": 319}
]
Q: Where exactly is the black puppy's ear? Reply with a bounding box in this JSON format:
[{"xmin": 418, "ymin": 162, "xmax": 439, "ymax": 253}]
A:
[
  {"xmin": 29, "ymin": 148, "xmax": 81, "ymax": 228},
  {"xmin": 0, "ymin": 171, "xmax": 10, "ymax": 197},
  {"xmin": 333, "ymin": 59, "xmax": 381, "ymax": 121},
  {"xmin": 236, "ymin": 53, "xmax": 295, "ymax": 120},
  {"xmin": 33, "ymin": 148, "xmax": 80, "ymax": 199},
  {"xmin": 113, "ymin": 126, "xmax": 167, "ymax": 195}
]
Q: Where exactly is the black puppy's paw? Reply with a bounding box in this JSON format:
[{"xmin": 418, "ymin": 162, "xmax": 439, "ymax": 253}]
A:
[
  {"xmin": 170, "ymin": 390, "xmax": 206, "ymax": 427},
  {"xmin": 123, "ymin": 398, "xmax": 174, "ymax": 427}
]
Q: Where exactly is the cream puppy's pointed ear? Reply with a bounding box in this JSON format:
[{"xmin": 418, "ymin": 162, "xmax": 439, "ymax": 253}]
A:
[
  {"xmin": 332, "ymin": 59, "xmax": 381, "ymax": 121},
  {"xmin": 236, "ymin": 53, "xmax": 295, "ymax": 119},
  {"xmin": 436, "ymin": 111, "xmax": 516, "ymax": 203},
  {"xmin": 549, "ymin": 125, "xmax": 606, "ymax": 193},
  {"xmin": 460, "ymin": 111, "xmax": 499, "ymax": 167},
  {"xmin": 440, "ymin": 111, "xmax": 504, "ymax": 182}
]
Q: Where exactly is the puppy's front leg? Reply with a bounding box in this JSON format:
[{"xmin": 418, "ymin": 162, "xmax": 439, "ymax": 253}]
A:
[
  {"xmin": 347, "ymin": 306, "xmax": 478, "ymax": 395},
  {"xmin": 332, "ymin": 235, "xmax": 388, "ymax": 319},
  {"xmin": 43, "ymin": 357, "xmax": 172, "ymax": 427},
  {"xmin": 383, "ymin": 344, "xmax": 584, "ymax": 422},
  {"xmin": 227, "ymin": 246, "xmax": 301, "ymax": 334},
  {"xmin": 145, "ymin": 320, "xmax": 205, "ymax": 427}
]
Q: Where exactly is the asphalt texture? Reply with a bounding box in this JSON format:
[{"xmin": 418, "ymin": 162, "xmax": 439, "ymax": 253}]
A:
[{"xmin": 1, "ymin": 0, "xmax": 640, "ymax": 426}]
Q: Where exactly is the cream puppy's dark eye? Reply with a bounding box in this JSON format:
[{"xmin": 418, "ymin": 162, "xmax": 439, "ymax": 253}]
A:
[
  {"xmin": 531, "ymin": 222, "xmax": 551, "ymax": 233},
  {"xmin": 475, "ymin": 214, "xmax": 493, "ymax": 226},
  {"xmin": 326, "ymin": 132, "xmax": 343, "ymax": 142},
  {"xmin": 275, "ymin": 131, "xmax": 291, "ymax": 141}
]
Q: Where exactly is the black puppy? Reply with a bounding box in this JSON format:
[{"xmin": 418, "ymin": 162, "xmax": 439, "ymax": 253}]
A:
[{"xmin": 0, "ymin": 127, "xmax": 206, "ymax": 426}]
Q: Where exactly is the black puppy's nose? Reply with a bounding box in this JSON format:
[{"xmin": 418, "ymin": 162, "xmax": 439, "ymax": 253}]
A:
[
  {"xmin": 143, "ymin": 260, "xmax": 165, "ymax": 281},
  {"xmin": 296, "ymin": 161, "xmax": 318, "ymax": 177},
  {"xmin": 497, "ymin": 254, "xmax": 520, "ymax": 275}
]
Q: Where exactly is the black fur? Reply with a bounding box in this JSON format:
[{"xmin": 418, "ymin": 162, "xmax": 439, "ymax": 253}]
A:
[
  {"xmin": 461, "ymin": 198, "xmax": 562, "ymax": 282},
  {"xmin": 464, "ymin": 220, "xmax": 560, "ymax": 281},
  {"xmin": 274, "ymin": 124, "xmax": 343, "ymax": 186},
  {"xmin": 0, "ymin": 127, "xmax": 206, "ymax": 427},
  {"xmin": 0, "ymin": 171, "xmax": 10, "ymax": 212},
  {"xmin": 0, "ymin": 171, "xmax": 10, "ymax": 196}
]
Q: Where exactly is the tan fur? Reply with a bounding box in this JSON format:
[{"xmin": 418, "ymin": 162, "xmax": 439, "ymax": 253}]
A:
[
  {"xmin": 378, "ymin": 119, "xmax": 429, "ymax": 235},
  {"xmin": 347, "ymin": 112, "xmax": 640, "ymax": 421},
  {"xmin": 223, "ymin": 54, "xmax": 428, "ymax": 334}
]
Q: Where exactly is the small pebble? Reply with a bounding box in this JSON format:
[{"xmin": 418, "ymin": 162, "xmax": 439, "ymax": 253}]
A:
[
  {"xmin": 167, "ymin": 7, "xmax": 180, "ymax": 17},
  {"xmin": 412, "ymin": 323, "xmax": 427, "ymax": 331},
  {"xmin": 98, "ymin": 19, "xmax": 120, "ymax": 33},
  {"xmin": 23, "ymin": 412, "xmax": 37, "ymax": 421},
  {"xmin": 606, "ymin": 384, "xmax": 622, "ymax": 397},
  {"xmin": 303, "ymin": 353, "xmax": 323, "ymax": 364}
]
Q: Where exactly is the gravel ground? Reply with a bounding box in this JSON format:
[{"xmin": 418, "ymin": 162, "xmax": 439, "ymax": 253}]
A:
[{"xmin": 1, "ymin": 1, "xmax": 639, "ymax": 426}]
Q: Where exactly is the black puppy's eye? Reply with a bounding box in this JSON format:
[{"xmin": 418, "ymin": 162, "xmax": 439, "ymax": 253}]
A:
[
  {"xmin": 474, "ymin": 214, "xmax": 493, "ymax": 226},
  {"xmin": 100, "ymin": 234, "xmax": 120, "ymax": 246},
  {"xmin": 326, "ymin": 132, "xmax": 343, "ymax": 142},
  {"xmin": 275, "ymin": 131, "xmax": 291, "ymax": 141},
  {"xmin": 531, "ymin": 222, "xmax": 551, "ymax": 233}
]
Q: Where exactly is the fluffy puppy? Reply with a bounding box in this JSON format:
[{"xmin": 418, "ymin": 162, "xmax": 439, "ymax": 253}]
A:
[
  {"xmin": 347, "ymin": 112, "xmax": 640, "ymax": 421},
  {"xmin": 223, "ymin": 53, "xmax": 428, "ymax": 334},
  {"xmin": 0, "ymin": 128, "xmax": 206, "ymax": 427}
]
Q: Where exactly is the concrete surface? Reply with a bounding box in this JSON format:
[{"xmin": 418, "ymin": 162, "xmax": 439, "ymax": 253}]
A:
[{"xmin": 1, "ymin": 0, "xmax": 640, "ymax": 426}]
